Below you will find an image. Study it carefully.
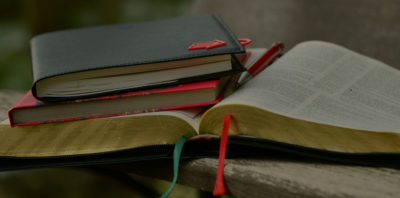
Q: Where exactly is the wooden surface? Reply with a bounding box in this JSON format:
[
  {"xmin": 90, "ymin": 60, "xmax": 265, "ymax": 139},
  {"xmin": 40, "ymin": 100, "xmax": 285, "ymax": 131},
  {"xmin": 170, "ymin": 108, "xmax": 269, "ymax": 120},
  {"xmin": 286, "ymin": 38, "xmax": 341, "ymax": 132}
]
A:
[
  {"xmin": 115, "ymin": 158, "xmax": 400, "ymax": 198},
  {"xmin": 1, "ymin": 91, "xmax": 400, "ymax": 198}
]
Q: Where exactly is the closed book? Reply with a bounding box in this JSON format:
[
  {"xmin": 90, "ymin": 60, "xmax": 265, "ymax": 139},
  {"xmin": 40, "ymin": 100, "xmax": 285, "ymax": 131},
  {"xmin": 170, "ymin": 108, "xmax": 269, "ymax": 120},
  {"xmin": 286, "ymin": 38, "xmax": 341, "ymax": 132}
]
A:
[
  {"xmin": 30, "ymin": 14, "xmax": 245, "ymax": 102},
  {"xmin": 8, "ymin": 78, "xmax": 229, "ymax": 127}
]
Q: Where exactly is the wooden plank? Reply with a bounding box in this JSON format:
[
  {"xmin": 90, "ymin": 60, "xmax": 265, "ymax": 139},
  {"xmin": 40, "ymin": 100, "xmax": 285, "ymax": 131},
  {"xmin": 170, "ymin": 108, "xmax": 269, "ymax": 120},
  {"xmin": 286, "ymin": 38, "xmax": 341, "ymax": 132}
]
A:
[
  {"xmin": 112, "ymin": 157, "xmax": 400, "ymax": 198},
  {"xmin": 1, "ymin": 91, "xmax": 400, "ymax": 197}
]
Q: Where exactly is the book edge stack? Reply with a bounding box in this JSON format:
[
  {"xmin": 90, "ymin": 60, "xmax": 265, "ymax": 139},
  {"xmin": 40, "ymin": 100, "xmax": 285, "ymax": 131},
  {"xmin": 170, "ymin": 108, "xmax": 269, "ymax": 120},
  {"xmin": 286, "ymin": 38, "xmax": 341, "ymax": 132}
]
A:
[{"xmin": 8, "ymin": 14, "xmax": 245, "ymax": 127}]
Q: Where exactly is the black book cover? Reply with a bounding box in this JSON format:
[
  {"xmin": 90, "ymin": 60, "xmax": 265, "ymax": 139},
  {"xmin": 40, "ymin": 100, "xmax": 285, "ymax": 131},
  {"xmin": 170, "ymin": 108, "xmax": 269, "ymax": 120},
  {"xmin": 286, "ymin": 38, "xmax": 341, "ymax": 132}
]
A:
[{"xmin": 30, "ymin": 14, "xmax": 245, "ymax": 101}]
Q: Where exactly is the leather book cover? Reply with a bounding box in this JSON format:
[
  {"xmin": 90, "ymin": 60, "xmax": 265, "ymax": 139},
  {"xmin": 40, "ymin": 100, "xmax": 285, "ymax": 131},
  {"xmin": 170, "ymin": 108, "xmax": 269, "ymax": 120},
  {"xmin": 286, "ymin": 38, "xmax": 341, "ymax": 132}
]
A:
[{"xmin": 30, "ymin": 14, "xmax": 245, "ymax": 101}]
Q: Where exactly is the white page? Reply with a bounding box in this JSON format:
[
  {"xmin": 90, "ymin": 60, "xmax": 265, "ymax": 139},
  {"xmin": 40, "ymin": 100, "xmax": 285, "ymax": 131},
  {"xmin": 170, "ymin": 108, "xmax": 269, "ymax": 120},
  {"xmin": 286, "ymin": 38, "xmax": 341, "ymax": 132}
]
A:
[
  {"xmin": 1, "ymin": 107, "xmax": 205, "ymax": 134},
  {"xmin": 217, "ymin": 41, "xmax": 400, "ymax": 132}
]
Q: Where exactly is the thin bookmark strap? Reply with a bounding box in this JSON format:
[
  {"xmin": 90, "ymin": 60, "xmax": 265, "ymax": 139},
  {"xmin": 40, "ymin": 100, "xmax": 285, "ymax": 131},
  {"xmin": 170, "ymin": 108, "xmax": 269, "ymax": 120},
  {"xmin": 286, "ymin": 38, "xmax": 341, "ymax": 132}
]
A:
[
  {"xmin": 213, "ymin": 114, "xmax": 231, "ymax": 196},
  {"xmin": 160, "ymin": 136, "xmax": 187, "ymax": 198}
]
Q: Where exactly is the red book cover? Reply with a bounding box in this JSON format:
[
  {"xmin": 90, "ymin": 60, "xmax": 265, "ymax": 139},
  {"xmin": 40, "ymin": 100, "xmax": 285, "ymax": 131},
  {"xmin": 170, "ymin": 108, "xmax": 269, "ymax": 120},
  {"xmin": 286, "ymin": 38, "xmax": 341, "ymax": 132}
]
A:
[{"xmin": 8, "ymin": 79, "xmax": 225, "ymax": 127}]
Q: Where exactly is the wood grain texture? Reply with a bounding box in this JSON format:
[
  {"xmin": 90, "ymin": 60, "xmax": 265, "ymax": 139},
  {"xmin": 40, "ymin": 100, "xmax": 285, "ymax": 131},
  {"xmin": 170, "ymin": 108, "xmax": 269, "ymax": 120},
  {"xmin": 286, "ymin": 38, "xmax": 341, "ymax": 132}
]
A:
[
  {"xmin": 113, "ymin": 157, "xmax": 400, "ymax": 198},
  {"xmin": 2, "ymin": 92, "xmax": 400, "ymax": 197}
]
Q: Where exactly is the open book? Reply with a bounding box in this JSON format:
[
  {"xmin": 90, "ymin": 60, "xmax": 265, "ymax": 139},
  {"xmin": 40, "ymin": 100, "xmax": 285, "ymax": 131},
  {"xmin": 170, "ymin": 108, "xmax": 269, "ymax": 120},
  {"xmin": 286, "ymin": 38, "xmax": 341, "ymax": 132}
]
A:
[{"xmin": 0, "ymin": 41, "xmax": 399, "ymax": 170}]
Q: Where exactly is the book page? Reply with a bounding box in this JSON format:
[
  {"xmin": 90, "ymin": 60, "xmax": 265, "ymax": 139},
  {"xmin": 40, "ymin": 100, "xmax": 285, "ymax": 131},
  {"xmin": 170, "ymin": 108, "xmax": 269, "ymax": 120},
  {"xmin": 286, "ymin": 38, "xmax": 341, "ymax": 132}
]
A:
[
  {"xmin": 135, "ymin": 107, "xmax": 204, "ymax": 132},
  {"xmin": 1, "ymin": 107, "xmax": 204, "ymax": 133},
  {"xmin": 0, "ymin": 108, "xmax": 207, "ymax": 157},
  {"xmin": 217, "ymin": 41, "xmax": 400, "ymax": 133}
]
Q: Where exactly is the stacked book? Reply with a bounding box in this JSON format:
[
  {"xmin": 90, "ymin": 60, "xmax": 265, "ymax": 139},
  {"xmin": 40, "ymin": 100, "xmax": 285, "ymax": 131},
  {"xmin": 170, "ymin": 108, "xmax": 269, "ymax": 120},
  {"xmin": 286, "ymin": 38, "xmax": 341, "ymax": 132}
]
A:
[
  {"xmin": 9, "ymin": 14, "xmax": 246, "ymax": 126},
  {"xmin": 2, "ymin": 14, "xmax": 400, "ymax": 172}
]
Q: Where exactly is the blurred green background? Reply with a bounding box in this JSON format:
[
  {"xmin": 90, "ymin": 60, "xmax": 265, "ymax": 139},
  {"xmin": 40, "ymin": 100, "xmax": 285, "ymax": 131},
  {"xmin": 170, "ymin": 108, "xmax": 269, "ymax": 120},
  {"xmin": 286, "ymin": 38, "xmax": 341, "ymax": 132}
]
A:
[
  {"xmin": 0, "ymin": 0, "xmax": 193, "ymax": 91},
  {"xmin": 0, "ymin": 0, "xmax": 221, "ymax": 198}
]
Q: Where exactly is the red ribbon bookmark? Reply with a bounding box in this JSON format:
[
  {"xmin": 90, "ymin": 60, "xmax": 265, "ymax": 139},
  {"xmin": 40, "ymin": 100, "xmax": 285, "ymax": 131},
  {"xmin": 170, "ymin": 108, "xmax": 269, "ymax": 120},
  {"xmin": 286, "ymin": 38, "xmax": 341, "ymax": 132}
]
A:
[{"xmin": 213, "ymin": 114, "xmax": 231, "ymax": 196}]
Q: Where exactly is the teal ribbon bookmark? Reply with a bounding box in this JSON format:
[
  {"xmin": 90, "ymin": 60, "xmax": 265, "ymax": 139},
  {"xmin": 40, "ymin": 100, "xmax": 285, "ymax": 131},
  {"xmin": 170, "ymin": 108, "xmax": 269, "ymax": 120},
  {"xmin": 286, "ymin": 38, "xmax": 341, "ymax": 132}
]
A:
[{"xmin": 160, "ymin": 136, "xmax": 187, "ymax": 198}]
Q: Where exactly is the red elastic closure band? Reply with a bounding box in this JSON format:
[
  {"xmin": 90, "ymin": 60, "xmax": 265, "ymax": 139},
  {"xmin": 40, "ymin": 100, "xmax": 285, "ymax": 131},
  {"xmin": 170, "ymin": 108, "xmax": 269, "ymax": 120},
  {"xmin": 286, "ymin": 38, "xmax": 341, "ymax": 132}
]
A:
[
  {"xmin": 213, "ymin": 114, "xmax": 231, "ymax": 196},
  {"xmin": 188, "ymin": 40, "xmax": 227, "ymax": 50},
  {"xmin": 188, "ymin": 38, "xmax": 252, "ymax": 50},
  {"xmin": 239, "ymin": 38, "xmax": 252, "ymax": 46}
]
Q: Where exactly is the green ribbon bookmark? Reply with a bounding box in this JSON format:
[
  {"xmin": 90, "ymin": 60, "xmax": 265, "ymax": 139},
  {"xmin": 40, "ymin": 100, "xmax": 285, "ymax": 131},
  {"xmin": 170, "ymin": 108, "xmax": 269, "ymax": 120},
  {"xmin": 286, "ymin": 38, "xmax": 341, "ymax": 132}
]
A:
[{"xmin": 160, "ymin": 135, "xmax": 187, "ymax": 198}]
